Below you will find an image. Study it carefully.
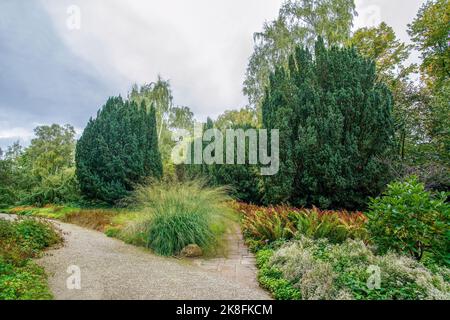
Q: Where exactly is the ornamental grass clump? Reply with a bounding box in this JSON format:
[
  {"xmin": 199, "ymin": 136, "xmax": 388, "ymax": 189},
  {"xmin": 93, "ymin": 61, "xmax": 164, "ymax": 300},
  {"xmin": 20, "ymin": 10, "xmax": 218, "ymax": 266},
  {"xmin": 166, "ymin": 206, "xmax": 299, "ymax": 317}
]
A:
[{"xmin": 124, "ymin": 179, "xmax": 232, "ymax": 256}]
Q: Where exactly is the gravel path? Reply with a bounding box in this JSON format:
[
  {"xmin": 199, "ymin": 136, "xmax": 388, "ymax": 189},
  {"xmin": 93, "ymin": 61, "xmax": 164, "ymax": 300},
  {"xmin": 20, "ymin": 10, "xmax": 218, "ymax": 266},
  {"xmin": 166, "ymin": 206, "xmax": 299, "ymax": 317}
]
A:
[{"xmin": 0, "ymin": 213, "xmax": 270, "ymax": 300}]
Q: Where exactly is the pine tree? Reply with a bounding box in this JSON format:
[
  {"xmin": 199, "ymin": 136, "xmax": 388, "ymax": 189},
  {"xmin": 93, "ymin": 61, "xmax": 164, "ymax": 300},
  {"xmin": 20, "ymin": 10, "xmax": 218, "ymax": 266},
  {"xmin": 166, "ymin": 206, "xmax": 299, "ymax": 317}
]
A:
[
  {"xmin": 76, "ymin": 96, "xmax": 162, "ymax": 204},
  {"xmin": 262, "ymin": 39, "xmax": 395, "ymax": 209}
]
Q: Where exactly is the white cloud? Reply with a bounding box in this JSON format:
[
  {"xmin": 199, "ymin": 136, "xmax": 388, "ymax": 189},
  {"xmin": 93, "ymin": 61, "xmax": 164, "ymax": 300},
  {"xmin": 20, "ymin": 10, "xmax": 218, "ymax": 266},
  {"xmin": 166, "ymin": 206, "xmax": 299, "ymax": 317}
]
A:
[
  {"xmin": 0, "ymin": 127, "xmax": 33, "ymax": 140},
  {"xmin": 40, "ymin": 0, "xmax": 284, "ymax": 120},
  {"xmin": 39, "ymin": 0, "xmax": 426, "ymax": 123}
]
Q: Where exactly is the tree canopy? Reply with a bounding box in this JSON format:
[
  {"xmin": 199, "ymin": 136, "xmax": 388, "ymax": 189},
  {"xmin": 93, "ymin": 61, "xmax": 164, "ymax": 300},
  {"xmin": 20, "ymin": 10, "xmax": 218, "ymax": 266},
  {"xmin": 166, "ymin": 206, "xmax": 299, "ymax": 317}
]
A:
[
  {"xmin": 244, "ymin": 0, "xmax": 357, "ymax": 113},
  {"xmin": 262, "ymin": 39, "xmax": 395, "ymax": 209},
  {"xmin": 75, "ymin": 97, "xmax": 162, "ymax": 204}
]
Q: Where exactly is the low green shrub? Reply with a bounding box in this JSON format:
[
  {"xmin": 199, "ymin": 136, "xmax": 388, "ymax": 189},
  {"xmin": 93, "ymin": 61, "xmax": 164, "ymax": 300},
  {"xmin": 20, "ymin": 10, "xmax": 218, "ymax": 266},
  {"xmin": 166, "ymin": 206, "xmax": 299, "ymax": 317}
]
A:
[
  {"xmin": 255, "ymin": 249, "xmax": 301, "ymax": 300},
  {"xmin": 14, "ymin": 219, "xmax": 61, "ymax": 251},
  {"xmin": 19, "ymin": 168, "xmax": 81, "ymax": 207},
  {"xmin": 122, "ymin": 179, "xmax": 233, "ymax": 256},
  {"xmin": 0, "ymin": 259, "xmax": 53, "ymax": 300},
  {"xmin": 0, "ymin": 218, "xmax": 61, "ymax": 264},
  {"xmin": 0, "ymin": 218, "xmax": 61, "ymax": 300},
  {"xmin": 268, "ymin": 237, "xmax": 450, "ymax": 300},
  {"xmin": 367, "ymin": 177, "xmax": 449, "ymax": 266}
]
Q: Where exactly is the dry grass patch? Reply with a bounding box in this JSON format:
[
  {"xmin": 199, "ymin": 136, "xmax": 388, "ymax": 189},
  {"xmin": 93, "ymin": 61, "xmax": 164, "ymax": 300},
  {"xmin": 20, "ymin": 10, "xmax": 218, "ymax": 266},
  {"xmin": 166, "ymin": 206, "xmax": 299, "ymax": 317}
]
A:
[{"xmin": 62, "ymin": 210, "xmax": 115, "ymax": 232}]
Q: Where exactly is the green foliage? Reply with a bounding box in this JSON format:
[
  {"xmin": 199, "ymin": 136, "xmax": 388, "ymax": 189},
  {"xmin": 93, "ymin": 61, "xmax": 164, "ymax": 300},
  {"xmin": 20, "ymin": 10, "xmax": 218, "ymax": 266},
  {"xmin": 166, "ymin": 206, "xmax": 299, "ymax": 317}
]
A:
[
  {"xmin": 24, "ymin": 168, "xmax": 80, "ymax": 207},
  {"xmin": 350, "ymin": 22, "xmax": 414, "ymax": 87},
  {"xmin": 367, "ymin": 177, "xmax": 450, "ymax": 265},
  {"xmin": 24, "ymin": 124, "xmax": 76, "ymax": 179},
  {"xmin": 129, "ymin": 78, "xmax": 195, "ymax": 176},
  {"xmin": 214, "ymin": 108, "xmax": 258, "ymax": 130},
  {"xmin": 408, "ymin": 0, "xmax": 449, "ymax": 90},
  {"xmin": 256, "ymin": 249, "xmax": 301, "ymax": 300},
  {"xmin": 424, "ymin": 82, "xmax": 450, "ymax": 166},
  {"xmin": 182, "ymin": 122, "xmax": 262, "ymax": 204},
  {"xmin": 0, "ymin": 260, "xmax": 53, "ymax": 300},
  {"xmin": 269, "ymin": 236, "xmax": 450, "ymax": 300},
  {"xmin": 209, "ymin": 125, "xmax": 262, "ymax": 204},
  {"xmin": 244, "ymin": 0, "xmax": 357, "ymax": 112},
  {"xmin": 294, "ymin": 209, "xmax": 368, "ymax": 244},
  {"xmin": 0, "ymin": 218, "xmax": 61, "ymax": 300},
  {"xmin": 14, "ymin": 219, "xmax": 61, "ymax": 252},
  {"xmin": 238, "ymin": 203, "xmax": 367, "ymax": 251},
  {"xmin": 0, "ymin": 218, "xmax": 61, "ymax": 264},
  {"xmin": 6, "ymin": 205, "xmax": 81, "ymax": 220},
  {"xmin": 122, "ymin": 179, "xmax": 232, "ymax": 256},
  {"xmin": 262, "ymin": 39, "xmax": 395, "ymax": 209},
  {"xmin": 76, "ymin": 96, "xmax": 163, "ymax": 204},
  {"xmin": 0, "ymin": 125, "xmax": 80, "ymax": 206},
  {"xmin": 0, "ymin": 143, "xmax": 22, "ymax": 206}
]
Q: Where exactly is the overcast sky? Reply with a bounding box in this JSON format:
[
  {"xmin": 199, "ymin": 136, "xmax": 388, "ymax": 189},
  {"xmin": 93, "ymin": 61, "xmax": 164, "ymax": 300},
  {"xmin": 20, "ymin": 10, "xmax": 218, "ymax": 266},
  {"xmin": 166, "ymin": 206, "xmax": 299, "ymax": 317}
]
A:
[{"xmin": 0, "ymin": 0, "xmax": 426, "ymax": 149}]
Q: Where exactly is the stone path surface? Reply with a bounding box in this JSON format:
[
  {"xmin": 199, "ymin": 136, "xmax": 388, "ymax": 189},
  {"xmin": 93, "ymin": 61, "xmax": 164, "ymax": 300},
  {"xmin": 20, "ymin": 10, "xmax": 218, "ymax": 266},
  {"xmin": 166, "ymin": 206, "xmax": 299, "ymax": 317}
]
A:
[
  {"xmin": 0, "ymin": 213, "xmax": 270, "ymax": 300},
  {"xmin": 192, "ymin": 224, "xmax": 260, "ymax": 290}
]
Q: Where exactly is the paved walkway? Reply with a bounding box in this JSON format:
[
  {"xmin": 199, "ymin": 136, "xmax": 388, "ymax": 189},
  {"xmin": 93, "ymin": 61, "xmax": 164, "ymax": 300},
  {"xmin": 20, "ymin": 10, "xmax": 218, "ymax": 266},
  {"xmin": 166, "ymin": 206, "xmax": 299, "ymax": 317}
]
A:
[
  {"xmin": 192, "ymin": 224, "xmax": 260, "ymax": 290},
  {"xmin": 0, "ymin": 213, "xmax": 270, "ymax": 300}
]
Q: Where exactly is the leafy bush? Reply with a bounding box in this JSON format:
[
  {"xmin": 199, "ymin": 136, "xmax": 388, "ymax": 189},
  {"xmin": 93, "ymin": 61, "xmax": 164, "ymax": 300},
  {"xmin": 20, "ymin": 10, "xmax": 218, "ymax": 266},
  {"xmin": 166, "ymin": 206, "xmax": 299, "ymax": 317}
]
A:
[
  {"xmin": 23, "ymin": 168, "xmax": 80, "ymax": 206},
  {"xmin": 14, "ymin": 219, "xmax": 61, "ymax": 252},
  {"xmin": 0, "ymin": 218, "xmax": 61, "ymax": 300},
  {"xmin": 268, "ymin": 237, "xmax": 450, "ymax": 300},
  {"xmin": 181, "ymin": 122, "xmax": 262, "ymax": 204},
  {"xmin": 367, "ymin": 177, "xmax": 449, "ymax": 265},
  {"xmin": 238, "ymin": 203, "xmax": 367, "ymax": 250},
  {"xmin": 0, "ymin": 218, "xmax": 62, "ymax": 264},
  {"xmin": 0, "ymin": 260, "xmax": 53, "ymax": 300},
  {"xmin": 122, "ymin": 179, "xmax": 232, "ymax": 256}
]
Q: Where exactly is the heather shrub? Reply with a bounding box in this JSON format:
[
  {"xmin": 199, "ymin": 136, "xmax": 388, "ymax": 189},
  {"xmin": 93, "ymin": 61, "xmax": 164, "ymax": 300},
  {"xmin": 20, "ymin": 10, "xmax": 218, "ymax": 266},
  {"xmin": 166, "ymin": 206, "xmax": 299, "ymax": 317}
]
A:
[
  {"xmin": 268, "ymin": 236, "xmax": 450, "ymax": 300},
  {"xmin": 255, "ymin": 249, "xmax": 301, "ymax": 300}
]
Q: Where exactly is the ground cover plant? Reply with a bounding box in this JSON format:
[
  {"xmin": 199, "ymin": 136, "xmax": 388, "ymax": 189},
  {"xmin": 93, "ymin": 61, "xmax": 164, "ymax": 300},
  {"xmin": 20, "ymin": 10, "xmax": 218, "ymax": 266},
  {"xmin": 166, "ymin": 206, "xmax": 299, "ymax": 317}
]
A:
[
  {"xmin": 258, "ymin": 236, "xmax": 449, "ymax": 300},
  {"xmin": 0, "ymin": 217, "xmax": 62, "ymax": 300},
  {"xmin": 241, "ymin": 177, "xmax": 450, "ymax": 300}
]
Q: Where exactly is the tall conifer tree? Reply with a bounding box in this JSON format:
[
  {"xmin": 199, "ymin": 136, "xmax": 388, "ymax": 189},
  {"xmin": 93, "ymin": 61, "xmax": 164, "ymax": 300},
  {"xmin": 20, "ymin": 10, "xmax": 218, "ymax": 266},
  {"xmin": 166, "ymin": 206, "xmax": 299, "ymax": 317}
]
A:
[
  {"xmin": 76, "ymin": 97, "xmax": 162, "ymax": 203},
  {"xmin": 262, "ymin": 39, "xmax": 395, "ymax": 209}
]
